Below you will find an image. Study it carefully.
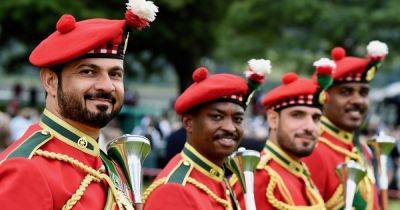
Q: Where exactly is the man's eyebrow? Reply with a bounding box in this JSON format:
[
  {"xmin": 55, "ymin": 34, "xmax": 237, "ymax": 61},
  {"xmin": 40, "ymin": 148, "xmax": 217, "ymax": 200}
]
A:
[
  {"xmin": 75, "ymin": 63, "xmax": 124, "ymax": 72},
  {"xmin": 76, "ymin": 63, "xmax": 100, "ymax": 69},
  {"xmin": 210, "ymin": 107, "xmax": 244, "ymax": 115},
  {"xmin": 109, "ymin": 66, "xmax": 124, "ymax": 72}
]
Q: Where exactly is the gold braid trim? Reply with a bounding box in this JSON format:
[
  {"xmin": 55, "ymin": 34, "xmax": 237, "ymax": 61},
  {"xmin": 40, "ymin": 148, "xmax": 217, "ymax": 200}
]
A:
[
  {"xmin": 265, "ymin": 167, "xmax": 325, "ymax": 210},
  {"xmin": 142, "ymin": 177, "xmax": 233, "ymax": 210},
  {"xmin": 142, "ymin": 177, "xmax": 168, "ymax": 203},
  {"xmin": 34, "ymin": 149, "xmax": 126, "ymax": 210},
  {"xmin": 186, "ymin": 177, "xmax": 232, "ymax": 210},
  {"xmin": 325, "ymin": 184, "xmax": 344, "ymax": 210},
  {"xmin": 62, "ymin": 174, "xmax": 99, "ymax": 210},
  {"xmin": 319, "ymin": 137, "xmax": 360, "ymax": 161}
]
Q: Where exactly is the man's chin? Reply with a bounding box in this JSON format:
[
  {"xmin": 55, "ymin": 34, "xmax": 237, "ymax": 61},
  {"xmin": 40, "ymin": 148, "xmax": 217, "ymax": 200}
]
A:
[
  {"xmin": 214, "ymin": 144, "xmax": 238, "ymax": 158},
  {"xmin": 291, "ymin": 147, "xmax": 314, "ymax": 158},
  {"xmin": 342, "ymin": 120, "xmax": 363, "ymax": 132}
]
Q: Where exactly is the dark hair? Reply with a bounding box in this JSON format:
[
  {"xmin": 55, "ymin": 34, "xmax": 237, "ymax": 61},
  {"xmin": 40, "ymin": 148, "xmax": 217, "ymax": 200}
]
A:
[{"xmin": 43, "ymin": 64, "xmax": 64, "ymax": 98}]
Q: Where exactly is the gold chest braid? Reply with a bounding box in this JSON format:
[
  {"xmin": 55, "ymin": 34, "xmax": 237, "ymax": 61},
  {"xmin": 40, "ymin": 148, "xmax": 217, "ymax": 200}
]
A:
[{"xmin": 34, "ymin": 149, "xmax": 133, "ymax": 210}]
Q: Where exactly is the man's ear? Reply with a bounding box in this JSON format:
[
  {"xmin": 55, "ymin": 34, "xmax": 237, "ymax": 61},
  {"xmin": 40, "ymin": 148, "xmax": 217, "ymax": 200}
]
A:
[
  {"xmin": 40, "ymin": 68, "xmax": 58, "ymax": 97},
  {"xmin": 266, "ymin": 109, "xmax": 279, "ymax": 130},
  {"xmin": 182, "ymin": 114, "xmax": 194, "ymax": 134}
]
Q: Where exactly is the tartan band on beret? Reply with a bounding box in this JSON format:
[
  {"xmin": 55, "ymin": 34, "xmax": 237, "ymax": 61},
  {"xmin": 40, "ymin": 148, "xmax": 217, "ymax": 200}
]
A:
[
  {"xmin": 174, "ymin": 67, "xmax": 249, "ymax": 115},
  {"xmin": 80, "ymin": 35, "xmax": 128, "ymax": 60},
  {"xmin": 330, "ymin": 41, "xmax": 388, "ymax": 84},
  {"xmin": 262, "ymin": 73, "xmax": 326, "ymax": 111},
  {"xmin": 269, "ymin": 94, "xmax": 322, "ymax": 111}
]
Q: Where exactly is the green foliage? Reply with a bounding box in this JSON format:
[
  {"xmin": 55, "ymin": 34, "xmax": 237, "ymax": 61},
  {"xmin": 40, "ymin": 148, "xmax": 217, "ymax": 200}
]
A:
[
  {"xmin": 215, "ymin": 0, "xmax": 400, "ymax": 75},
  {"xmin": 1, "ymin": 0, "xmax": 399, "ymax": 91},
  {"xmin": 0, "ymin": 0, "xmax": 234, "ymax": 92}
]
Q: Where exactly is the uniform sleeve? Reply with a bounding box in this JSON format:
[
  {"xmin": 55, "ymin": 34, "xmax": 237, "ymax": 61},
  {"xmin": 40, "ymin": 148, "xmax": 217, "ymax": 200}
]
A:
[
  {"xmin": 144, "ymin": 183, "xmax": 197, "ymax": 210},
  {"xmin": 0, "ymin": 158, "xmax": 53, "ymax": 210}
]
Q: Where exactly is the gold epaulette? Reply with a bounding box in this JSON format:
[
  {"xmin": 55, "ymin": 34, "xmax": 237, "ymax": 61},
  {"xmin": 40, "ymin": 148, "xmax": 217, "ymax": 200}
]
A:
[
  {"xmin": 256, "ymin": 149, "xmax": 272, "ymax": 170},
  {"xmin": 264, "ymin": 167, "xmax": 326, "ymax": 210}
]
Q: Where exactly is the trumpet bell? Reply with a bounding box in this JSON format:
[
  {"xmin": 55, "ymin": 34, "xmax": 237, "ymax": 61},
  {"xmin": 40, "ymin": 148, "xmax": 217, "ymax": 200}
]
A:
[
  {"xmin": 336, "ymin": 160, "xmax": 367, "ymax": 185},
  {"xmin": 226, "ymin": 148, "xmax": 260, "ymax": 192},
  {"xmin": 107, "ymin": 134, "xmax": 151, "ymax": 204},
  {"xmin": 368, "ymin": 131, "xmax": 396, "ymax": 156}
]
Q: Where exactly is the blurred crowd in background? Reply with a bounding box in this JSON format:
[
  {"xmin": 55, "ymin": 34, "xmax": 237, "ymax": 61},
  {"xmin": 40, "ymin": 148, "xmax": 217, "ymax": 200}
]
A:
[{"xmin": 1, "ymin": 82, "xmax": 400, "ymax": 199}]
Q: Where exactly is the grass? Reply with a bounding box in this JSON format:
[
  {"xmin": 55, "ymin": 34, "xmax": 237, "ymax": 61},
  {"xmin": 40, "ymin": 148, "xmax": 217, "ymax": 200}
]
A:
[{"xmin": 389, "ymin": 199, "xmax": 400, "ymax": 210}]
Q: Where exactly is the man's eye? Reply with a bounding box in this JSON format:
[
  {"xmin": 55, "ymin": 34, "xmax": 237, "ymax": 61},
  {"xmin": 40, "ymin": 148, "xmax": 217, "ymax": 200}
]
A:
[
  {"xmin": 110, "ymin": 72, "xmax": 123, "ymax": 78},
  {"xmin": 340, "ymin": 89, "xmax": 351, "ymax": 96},
  {"xmin": 211, "ymin": 114, "xmax": 223, "ymax": 121},
  {"xmin": 360, "ymin": 89, "xmax": 369, "ymax": 97},
  {"xmin": 234, "ymin": 117, "xmax": 243, "ymax": 124},
  {"xmin": 80, "ymin": 69, "xmax": 94, "ymax": 75},
  {"xmin": 313, "ymin": 115, "xmax": 321, "ymax": 123}
]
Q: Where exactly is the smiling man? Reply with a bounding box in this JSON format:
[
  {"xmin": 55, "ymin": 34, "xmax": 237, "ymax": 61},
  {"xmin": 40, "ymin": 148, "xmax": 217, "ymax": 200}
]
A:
[
  {"xmin": 303, "ymin": 41, "xmax": 388, "ymax": 210},
  {"xmin": 0, "ymin": 1, "xmax": 158, "ymax": 209},
  {"xmin": 143, "ymin": 62, "xmax": 269, "ymax": 210},
  {"xmin": 232, "ymin": 61, "xmax": 334, "ymax": 209}
]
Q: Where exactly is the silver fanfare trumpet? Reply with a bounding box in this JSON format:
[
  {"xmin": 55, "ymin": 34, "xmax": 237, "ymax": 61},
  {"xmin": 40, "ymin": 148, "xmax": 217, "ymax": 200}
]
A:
[
  {"xmin": 107, "ymin": 134, "xmax": 151, "ymax": 209},
  {"xmin": 336, "ymin": 160, "xmax": 367, "ymax": 210},
  {"xmin": 367, "ymin": 131, "xmax": 396, "ymax": 210},
  {"xmin": 226, "ymin": 147, "xmax": 260, "ymax": 210}
]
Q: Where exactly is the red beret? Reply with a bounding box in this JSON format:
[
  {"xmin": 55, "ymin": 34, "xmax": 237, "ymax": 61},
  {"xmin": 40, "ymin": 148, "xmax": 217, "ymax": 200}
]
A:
[
  {"xmin": 174, "ymin": 67, "xmax": 249, "ymax": 115},
  {"xmin": 29, "ymin": 1, "xmax": 159, "ymax": 68},
  {"xmin": 262, "ymin": 72, "xmax": 323, "ymax": 110},
  {"xmin": 330, "ymin": 40, "xmax": 388, "ymax": 83},
  {"xmin": 29, "ymin": 15, "xmax": 127, "ymax": 68}
]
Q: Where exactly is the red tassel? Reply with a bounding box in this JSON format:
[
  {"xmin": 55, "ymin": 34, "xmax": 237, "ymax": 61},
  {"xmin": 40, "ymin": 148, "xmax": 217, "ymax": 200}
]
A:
[
  {"xmin": 248, "ymin": 73, "xmax": 265, "ymax": 84},
  {"xmin": 125, "ymin": 10, "xmax": 149, "ymax": 30},
  {"xmin": 316, "ymin": 66, "xmax": 333, "ymax": 75}
]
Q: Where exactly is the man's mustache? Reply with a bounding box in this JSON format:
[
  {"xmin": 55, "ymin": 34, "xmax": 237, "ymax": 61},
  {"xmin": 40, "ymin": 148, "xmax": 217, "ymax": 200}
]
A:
[
  {"xmin": 84, "ymin": 92, "xmax": 116, "ymax": 104},
  {"xmin": 213, "ymin": 131, "xmax": 239, "ymax": 141},
  {"xmin": 345, "ymin": 104, "xmax": 366, "ymax": 114},
  {"xmin": 294, "ymin": 131, "xmax": 317, "ymax": 141}
]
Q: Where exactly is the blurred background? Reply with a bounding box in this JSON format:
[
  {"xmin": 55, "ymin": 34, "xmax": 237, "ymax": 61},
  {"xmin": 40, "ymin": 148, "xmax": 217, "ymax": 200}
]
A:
[{"xmin": 1, "ymin": 0, "xmax": 400, "ymax": 208}]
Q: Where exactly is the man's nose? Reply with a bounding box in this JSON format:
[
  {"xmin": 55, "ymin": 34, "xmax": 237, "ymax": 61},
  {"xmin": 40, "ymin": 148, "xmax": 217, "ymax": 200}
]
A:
[
  {"xmin": 94, "ymin": 74, "xmax": 115, "ymax": 92},
  {"xmin": 221, "ymin": 119, "xmax": 236, "ymax": 133},
  {"xmin": 303, "ymin": 116, "xmax": 319, "ymax": 133}
]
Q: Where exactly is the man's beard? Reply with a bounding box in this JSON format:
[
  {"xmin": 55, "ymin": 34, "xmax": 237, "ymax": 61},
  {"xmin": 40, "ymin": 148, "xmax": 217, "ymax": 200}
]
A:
[
  {"xmin": 57, "ymin": 87, "xmax": 122, "ymax": 128},
  {"xmin": 276, "ymin": 123, "xmax": 316, "ymax": 158}
]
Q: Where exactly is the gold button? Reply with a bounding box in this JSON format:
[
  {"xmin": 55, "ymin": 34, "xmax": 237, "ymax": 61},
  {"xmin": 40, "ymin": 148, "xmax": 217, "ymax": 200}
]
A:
[
  {"xmin": 183, "ymin": 160, "xmax": 190, "ymax": 166},
  {"xmin": 78, "ymin": 137, "xmax": 88, "ymax": 148},
  {"xmin": 210, "ymin": 168, "xmax": 219, "ymax": 176},
  {"xmin": 41, "ymin": 130, "xmax": 50, "ymax": 135}
]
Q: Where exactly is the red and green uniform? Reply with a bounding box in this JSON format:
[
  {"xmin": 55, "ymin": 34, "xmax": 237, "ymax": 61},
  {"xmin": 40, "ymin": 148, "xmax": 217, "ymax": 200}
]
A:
[
  {"xmin": 0, "ymin": 109, "xmax": 133, "ymax": 210},
  {"xmin": 232, "ymin": 141, "xmax": 325, "ymax": 210},
  {"xmin": 302, "ymin": 116, "xmax": 379, "ymax": 210},
  {"xmin": 143, "ymin": 143, "xmax": 239, "ymax": 210}
]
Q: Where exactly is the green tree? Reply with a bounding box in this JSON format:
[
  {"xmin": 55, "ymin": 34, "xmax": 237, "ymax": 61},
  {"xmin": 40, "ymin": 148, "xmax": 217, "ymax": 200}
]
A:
[
  {"xmin": 0, "ymin": 0, "xmax": 234, "ymax": 93},
  {"xmin": 215, "ymin": 0, "xmax": 400, "ymax": 76}
]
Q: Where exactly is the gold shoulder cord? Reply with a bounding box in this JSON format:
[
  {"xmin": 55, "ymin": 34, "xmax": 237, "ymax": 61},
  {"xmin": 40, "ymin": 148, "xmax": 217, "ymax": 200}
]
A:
[
  {"xmin": 142, "ymin": 177, "xmax": 233, "ymax": 210},
  {"xmin": 265, "ymin": 167, "xmax": 325, "ymax": 210},
  {"xmin": 319, "ymin": 137, "xmax": 360, "ymax": 161},
  {"xmin": 34, "ymin": 149, "xmax": 132, "ymax": 210},
  {"xmin": 142, "ymin": 177, "xmax": 168, "ymax": 202}
]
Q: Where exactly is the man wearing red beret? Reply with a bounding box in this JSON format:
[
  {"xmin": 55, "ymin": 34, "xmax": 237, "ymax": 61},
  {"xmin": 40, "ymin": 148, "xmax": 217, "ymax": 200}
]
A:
[
  {"xmin": 0, "ymin": 1, "xmax": 158, "ymax": 209},
  {"xmin": 143, "ymin": 59, "xmax": 271, "ymax": 210},
  {"xmin": 303, "ymin": 41, "xmax": 389, "ymax": 210},
  {"xmin": 232, "ymin": 58, "xmax": 335, "ymax": 210}
]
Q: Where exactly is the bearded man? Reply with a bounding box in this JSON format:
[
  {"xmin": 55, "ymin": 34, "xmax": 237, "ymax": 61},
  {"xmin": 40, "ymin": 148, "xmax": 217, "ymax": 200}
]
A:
[
  {"xmin": 0, "ymin": 0, "xmax": 158, "ymax": 209},
  {"xmin": 232, "ymin": 58, "xmax": 335, "ymax": 209}
]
